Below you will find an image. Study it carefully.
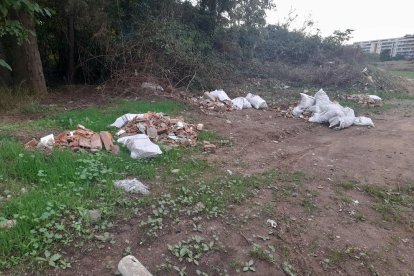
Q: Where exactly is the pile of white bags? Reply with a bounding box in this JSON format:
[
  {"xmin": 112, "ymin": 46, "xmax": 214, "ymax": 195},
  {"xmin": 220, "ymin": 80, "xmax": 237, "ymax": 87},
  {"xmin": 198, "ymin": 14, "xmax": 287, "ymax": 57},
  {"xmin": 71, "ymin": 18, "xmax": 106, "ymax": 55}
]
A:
[
  {"xmin": 292, "ymin": 89, "xmax": 375, "ymax": 129},
  {"xmin": 205, "ymin": 89, "xmax": 268, "ymax": 110}
]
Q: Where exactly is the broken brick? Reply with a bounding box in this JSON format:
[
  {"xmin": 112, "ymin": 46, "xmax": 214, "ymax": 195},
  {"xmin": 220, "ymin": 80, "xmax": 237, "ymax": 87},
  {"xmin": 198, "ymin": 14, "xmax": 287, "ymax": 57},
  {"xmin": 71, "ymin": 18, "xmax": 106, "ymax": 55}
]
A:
[{"xmin": 99, "ymin": 131, "xmax": 113, "ymax": 151}]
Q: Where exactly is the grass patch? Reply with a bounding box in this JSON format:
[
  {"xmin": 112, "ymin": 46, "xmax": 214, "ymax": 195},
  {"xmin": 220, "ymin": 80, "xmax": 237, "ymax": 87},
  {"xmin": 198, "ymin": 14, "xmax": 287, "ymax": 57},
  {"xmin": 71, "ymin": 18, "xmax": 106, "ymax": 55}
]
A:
[
  {"xmin": 363, "ymin": 184, "xmax": 414, "ymax": 222},
  {"xmin": 338, "ymin": 180, "xmax": 357, "ymax": 190},
  {"xmin": 0, "ymin": 100, "xmax": 184, "ymax": 135},
  {"xmin": 250, "ymin": 243, "xmax": 276, "ymax": 264},
  {"xmin": 0, "ymin": 85, "xmax": 32, "ymax": 112},
  {"xmin": 390, "ymin": 70, "xmax": 414, "ymax": 79}
]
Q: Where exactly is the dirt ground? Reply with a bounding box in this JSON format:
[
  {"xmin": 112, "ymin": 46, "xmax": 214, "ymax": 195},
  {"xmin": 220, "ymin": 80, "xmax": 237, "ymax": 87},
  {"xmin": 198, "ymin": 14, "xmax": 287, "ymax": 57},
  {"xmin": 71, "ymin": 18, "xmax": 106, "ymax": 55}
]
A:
[
  {"xmin": 3, "ymin": 78, "xmax": 414, "ymax": 275},
  {"xmin": 38, "ymin": 92, "xmax": 413, "ymax": 275}
]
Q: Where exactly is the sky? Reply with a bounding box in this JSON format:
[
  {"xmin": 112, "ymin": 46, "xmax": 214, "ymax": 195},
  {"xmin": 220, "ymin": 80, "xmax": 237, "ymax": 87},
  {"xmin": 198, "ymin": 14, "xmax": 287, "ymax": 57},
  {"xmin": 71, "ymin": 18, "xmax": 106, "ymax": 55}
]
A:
[{"xmin": 266, "ymin": 0, "xmax": 414, "ymax": 43}]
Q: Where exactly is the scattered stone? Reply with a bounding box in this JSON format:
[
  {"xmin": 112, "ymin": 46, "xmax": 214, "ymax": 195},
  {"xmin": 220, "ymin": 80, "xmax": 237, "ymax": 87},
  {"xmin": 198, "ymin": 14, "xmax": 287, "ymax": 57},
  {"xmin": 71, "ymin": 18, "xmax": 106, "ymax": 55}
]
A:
[
  {"xmin": 100, "ymin": 131, "xmax": 114, "ymax": 151},
  {"xmin": 114, "ymin": 179, "xmax": 150, "ymax": 194},
  {"xmin": 141, "ymin": 82, "xmax": 164, "ymax": 92},
  {"xmin": 267, "ymin": 219, "xmax": 277, "ymax": 228},
  {"xmin": 171, "ymin": 169, "xmax": 180, "ymax": 174},
  {"xmin": 196, "ymin": 124, "xmax": 204, "ymax": 131},
  {"xmin": 118, "ymin": 255, "xmax": 152, "ymax": 276},
  {"xmin": 88, "ymin": 209, "xmax": 102, "ymax": 223},
  {"xmin": 0, "ymin": 219, "xmax": 16, "ymax": 229},
  {"xmin": 24, "ymin": 138, "xmax": 38, "ymax": 150},
  {"xmin": 203, "ymin": 141, "xmax": 217, "ymax": 153}
]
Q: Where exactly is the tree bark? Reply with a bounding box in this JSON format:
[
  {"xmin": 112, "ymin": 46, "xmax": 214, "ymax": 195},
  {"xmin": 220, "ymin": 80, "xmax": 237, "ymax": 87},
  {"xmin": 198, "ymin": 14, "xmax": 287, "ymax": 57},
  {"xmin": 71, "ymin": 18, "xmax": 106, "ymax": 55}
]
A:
[
  {"xmin": 11, "ymin": 10, "xmax": 47, "ymax": 96},
  {"xmin": 67, "ymin": 15, "xmax": 75, "ymax": 83}
]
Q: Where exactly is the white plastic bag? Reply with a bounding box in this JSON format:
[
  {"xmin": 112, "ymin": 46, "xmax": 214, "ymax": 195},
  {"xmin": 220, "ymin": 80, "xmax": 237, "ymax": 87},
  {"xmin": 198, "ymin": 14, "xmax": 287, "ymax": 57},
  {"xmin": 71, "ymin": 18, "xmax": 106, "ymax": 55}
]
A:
[
  {"xmin": 231, "ymin": 97, "xmax": 252, "ymax": 110},
  {"xmin": 368, "ymin": 95, "xmax": 382, "ymax": 101},
  {"xmin": 245, "ymin": 93, "xmax": 268, "ymax": 109},
  {"xmin": 110, "ymin": 113, "xmax": 144, "ymax": 128},
  {"xmin": 117, "ymin": 134, "xmax": 162, "ymax": 159},
  {"xmin": 210, "ymin": 89, "xmax": 231, "ymax": 102}
]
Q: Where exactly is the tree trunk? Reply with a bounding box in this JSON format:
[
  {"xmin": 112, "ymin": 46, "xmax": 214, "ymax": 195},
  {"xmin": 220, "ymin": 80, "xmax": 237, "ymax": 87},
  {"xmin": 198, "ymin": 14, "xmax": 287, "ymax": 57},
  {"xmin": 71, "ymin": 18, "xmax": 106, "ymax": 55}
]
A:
[
  {"xmin": 11, "ymin": 10, "xmax": 47, "ymax": 96},
  {"xmin": 67, "ymin": 15, "xmax": 75, "ymax": 83}
]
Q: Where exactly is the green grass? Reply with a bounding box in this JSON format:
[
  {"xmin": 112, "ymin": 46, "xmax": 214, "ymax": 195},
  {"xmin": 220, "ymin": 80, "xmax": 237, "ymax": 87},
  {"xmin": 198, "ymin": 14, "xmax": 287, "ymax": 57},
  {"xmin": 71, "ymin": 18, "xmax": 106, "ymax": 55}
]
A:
[
  {"xmin": 0, "ymin": 100, "xmax": 184, "ymax": 134},
  {"xmin": 390, "ymin": 70, "xmax": 414, "ymax": 79}
]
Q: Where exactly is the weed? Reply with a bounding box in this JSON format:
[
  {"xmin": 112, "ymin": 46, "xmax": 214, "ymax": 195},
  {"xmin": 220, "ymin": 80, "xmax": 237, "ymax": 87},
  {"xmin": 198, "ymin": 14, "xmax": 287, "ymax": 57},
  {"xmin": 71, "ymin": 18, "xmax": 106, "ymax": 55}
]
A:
[
  {"xmin": 250, "ymin": 243, "xmax": 276, "ymax": 264},
  {"xmin": 242, "ymin": 259, "xmax": 255, "ymax": 272},
  {"xmin": 301, "ymin": 198, "xmax": 317, "ymax": 215},
  {"xmin": 282, "ymin": 261, "xmax": 297, "ymax": 276},
  {"xmin": 167, "ymin": 235, "xmax": 214, "ymax": 266},
  {"xmin": 338, "ymin": 180, "xmax": 357, "ymax": 190}
]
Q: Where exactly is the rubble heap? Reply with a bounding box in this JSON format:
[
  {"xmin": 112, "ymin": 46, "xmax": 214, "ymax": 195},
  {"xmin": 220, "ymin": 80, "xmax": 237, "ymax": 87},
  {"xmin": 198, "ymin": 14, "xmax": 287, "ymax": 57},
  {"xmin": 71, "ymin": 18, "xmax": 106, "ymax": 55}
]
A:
[
  {"xmin": 344, "ymin": 94, "xmax": 383, "ymax": 106},
  {"xmin": 25, "ymin": 125, "xmax": 119, "ymax": 153},
  {"xmin": 116, "ymin": 112, "xmax": 199, "ymax": 147}
]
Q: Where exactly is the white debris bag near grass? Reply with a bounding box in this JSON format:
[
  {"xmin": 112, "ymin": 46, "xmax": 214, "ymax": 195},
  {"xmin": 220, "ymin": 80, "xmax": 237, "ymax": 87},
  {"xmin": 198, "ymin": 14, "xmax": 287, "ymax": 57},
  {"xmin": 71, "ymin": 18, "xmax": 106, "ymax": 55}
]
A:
[
  {"xmin": 231, "ymin": 97, "xmax": 252, "ymax": 110},
  {"xmin": 210, "ymin": 89, "xmax": 231, "ymax": 102},
  {"xmin": 114, "ymin": 179, "xmax": 150, "ymax": 194},
  {"xmin": 293, "ymin": 89, "xmax": 375, "ymax": 129},
  {"xmin": 246, "ymin": 93, "xmax": 268, "ymax": 109},
  {"xmin": 37, "ymin": 134, "xmax": 55, "ymax": 149},
  {"xmin": 117, "ymin": 134, "xmax": 162, "ymax": 159},
  {"xmin": 110, "ymin": 113, "xmax": 145, "ymax": 128}
]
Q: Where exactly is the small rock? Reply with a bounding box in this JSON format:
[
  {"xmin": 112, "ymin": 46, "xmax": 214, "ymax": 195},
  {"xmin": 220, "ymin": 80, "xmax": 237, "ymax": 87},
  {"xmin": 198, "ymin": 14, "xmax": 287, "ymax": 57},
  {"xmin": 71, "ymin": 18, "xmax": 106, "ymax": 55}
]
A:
[
  {"xmin": 226, "ymin": 120, "xmax": 232, "ymax": 124},
  {"xmin": 196, "ymin": 124, "xmax": 204, "ymax": 131},
  {"xmin": 0, "ymin": 219, "xmax": 16, "ymax": 229},
  {"xmin": 118, "ymin": 255, "xmax": 152, "ymax": 276},
  {"xmin": 88, "ymin": 210, "xmax": 102, "ymax": 223},
  {"xmin": 171, "ymin": 169, "xmax": 180, "ymax": 174}
]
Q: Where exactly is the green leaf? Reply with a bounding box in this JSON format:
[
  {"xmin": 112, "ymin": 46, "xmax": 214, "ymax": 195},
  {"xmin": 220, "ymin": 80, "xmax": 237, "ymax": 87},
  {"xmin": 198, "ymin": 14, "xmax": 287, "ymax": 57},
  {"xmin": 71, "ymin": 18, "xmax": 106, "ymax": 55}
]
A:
[{"xmin": 0, "ymin": 59, "xmax": 12, "ymax": 71}]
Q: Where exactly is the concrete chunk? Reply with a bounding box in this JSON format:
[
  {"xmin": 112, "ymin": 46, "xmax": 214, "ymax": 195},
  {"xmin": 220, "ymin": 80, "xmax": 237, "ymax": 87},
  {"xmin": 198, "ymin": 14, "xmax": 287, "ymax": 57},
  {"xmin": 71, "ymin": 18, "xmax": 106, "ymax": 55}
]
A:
[{"xmin": 118, "ymin": 255, "xmax": 152, "ymax": 276}]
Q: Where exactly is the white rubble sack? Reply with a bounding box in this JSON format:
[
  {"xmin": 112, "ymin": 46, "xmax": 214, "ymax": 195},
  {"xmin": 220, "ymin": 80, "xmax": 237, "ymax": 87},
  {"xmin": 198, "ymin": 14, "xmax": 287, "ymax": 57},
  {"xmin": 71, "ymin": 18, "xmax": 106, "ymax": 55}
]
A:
[
  {"xmin": 114, "ymin": 179, "xmax": 150, "ymax": 194},
  {"xmin": 118, "ymin": 255, "xmax": 152, "ymax": 276},
  {"xmin": 210, "ymin": 89, "xmax": 231, "ymax": 102},
  {"xmin": 292, "ymin": 93, "xmax": 315, "ymax": 117},
  {"xmin": 117, "ymin": 134, "xmax": 162, "ymax": 159},
  {"xmin": 37, "ymin": 134, "xmax": 54, "ymax": 149},
  {"xmin": 110, "ymin": 113, "xmax": 144, "ymax": 128},
  {"xmin": 141, "ymin": 82, "xmax": 164, "ymax": 92},
  {"xmin": 368, "ymin": 95, "xmax": 382, "ymax": 101},
  {"xmin": 231, "ymin": 97, "xmax": 252, "ymax": 110},
  {"xmin": 293, "ymin": 89, "xmax": 375, "ymax": 129},
  {"xmin": 246, "ymin": 93, "xmax": 268, "ymax": 109},
  {"xmin": 353, "ymin": 116, "xmax": 375, "ymax": 127}
]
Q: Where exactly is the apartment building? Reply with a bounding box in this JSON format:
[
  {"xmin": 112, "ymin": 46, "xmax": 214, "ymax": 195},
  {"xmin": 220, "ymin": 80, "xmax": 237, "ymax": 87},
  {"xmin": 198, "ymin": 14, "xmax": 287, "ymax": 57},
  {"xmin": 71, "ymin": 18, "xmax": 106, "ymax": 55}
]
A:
[{"xmin": 354, "ymin": 35, "xmax": 414, "ymax": 59}]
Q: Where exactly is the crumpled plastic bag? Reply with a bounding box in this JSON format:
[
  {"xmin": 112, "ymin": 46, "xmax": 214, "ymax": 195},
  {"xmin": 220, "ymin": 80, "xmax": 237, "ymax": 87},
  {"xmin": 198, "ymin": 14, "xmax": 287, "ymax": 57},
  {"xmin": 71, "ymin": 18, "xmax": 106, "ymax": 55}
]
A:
[
  {"xmin": 117, "ymin": 134, "xmax": 162, "ymax": 159},
  {"xmin": 292, "ymin": 93, "xmax": 315, "ymax": 117},
  {"xmin": 37, "ymin": 134, "xmax": 55, "ymax": 149},
  {"xmin": 210, "ymin": 89, "xmax": 231, "ymax": 102},
  {"xmin": 231, "ymin": 97, "xmax": 252, "ymax": 110},
  {"xmin": 246, "ymin": 93, "xmax": 268, "ymax": 109},
  {"xmin": 114, "ymin": 178, "xmax": 150, "ymax": 194},
  {"xmin": 110, "ymin": 113, "xmax": 145, "ymax": 128}
]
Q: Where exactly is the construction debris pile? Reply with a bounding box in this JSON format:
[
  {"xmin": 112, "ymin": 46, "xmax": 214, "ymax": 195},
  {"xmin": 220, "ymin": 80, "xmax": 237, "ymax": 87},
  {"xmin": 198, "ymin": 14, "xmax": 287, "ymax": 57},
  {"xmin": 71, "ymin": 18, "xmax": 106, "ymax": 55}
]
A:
[
  {"xmin": 189, "ymin": 89, "xmax": 267, "ymax": 112},
  {"xmin": 344, "ymin": 94, "xmax": 383, "ymax": 106},
  {"xmin": 25, "ymin": 125, "xmax": 119, "ymax": 153},
  {"xmin": 111, "ymin": 112, "xmax": 199, "ymax": 147},
  {"xmin": 292, "ymin": 89, "xmax": 375, "ymax": 130}
]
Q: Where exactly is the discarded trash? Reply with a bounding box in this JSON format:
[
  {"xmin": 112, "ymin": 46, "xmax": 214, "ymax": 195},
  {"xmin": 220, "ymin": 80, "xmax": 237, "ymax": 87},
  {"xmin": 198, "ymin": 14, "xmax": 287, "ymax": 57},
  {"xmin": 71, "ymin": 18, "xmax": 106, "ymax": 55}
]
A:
[
  {"xmin": 117, "ymin": 134, "xmax": 162, "ymax": 159},
  {"xmin": 292, "ymin": 89, "xmax": 375, "ymax": 129},
  {"xmin": 112, "ymin": 112, "xmax": 198, "ymax": 147},
  {"xmin": 141, "ymin": 82, "xmax": 164, "ymax": 92},
  {"xmin": 267, "ymin": 219, "xmax": 277, "ymax": 228},
  {"xmin": 246, "ymin": 93, "xmax": 268, "ymax": 109},
  {"xmin": 210, "ymin": 89, "xmax": 231, "ymax": 102},
  {"xmin": 189, "ymin": 90, "xmax": 267, "ymax": 112},
  {"xmin": 345, "ymin": 94, "xmax": 383, "ymax": 106},
  {"xmin": 353, "ymin": 116, "xmax": 375, "ymax": 127},
  {"xmin": 110, "ymin": 113, "xmax": 143, "ymax": 128},
  {"xmin": 114, "ymin": 178, "xmax": 150, "ymax": 194},
  {"xmin": 203, "ymin": 141, "xmax": 217, "ymax": 153},
  {"xmin": 37, "ymin": 134, "xmax": 54, "ymax": 149},
  {"xmin": 118, "ymin": 255, "xmax": 153, "ymax": 276},
  {"xmin": 232, "ymin": 97, "xmax": 252, "ymax": 110}
]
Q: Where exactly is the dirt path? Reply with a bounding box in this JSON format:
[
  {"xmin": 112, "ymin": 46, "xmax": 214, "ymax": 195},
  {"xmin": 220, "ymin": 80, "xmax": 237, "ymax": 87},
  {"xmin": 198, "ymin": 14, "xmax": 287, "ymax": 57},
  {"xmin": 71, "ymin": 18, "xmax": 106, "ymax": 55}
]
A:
[{"xmin": 202, "ymin": 108, "xmax": 414, "ymax": 187}]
